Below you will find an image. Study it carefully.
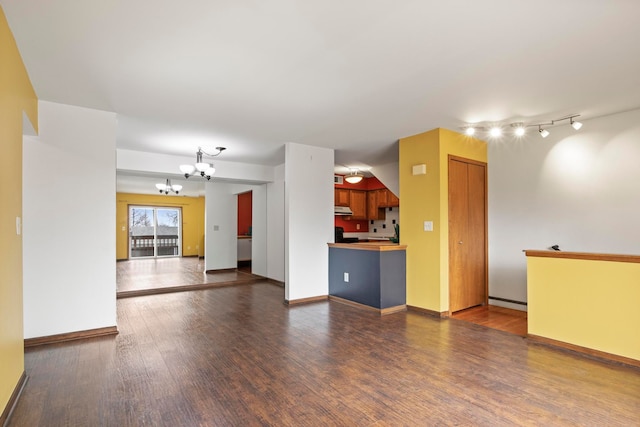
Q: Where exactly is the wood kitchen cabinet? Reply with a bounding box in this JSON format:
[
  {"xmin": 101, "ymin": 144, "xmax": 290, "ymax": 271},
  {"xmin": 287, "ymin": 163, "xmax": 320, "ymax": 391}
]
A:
[
  {"xmin": 367, "ymin": 191, "xmax": 385, "ymax": 220},
  {"xmin": 386, "ymin": 190, "xmax": 399, "ymax": 207},
  {"xmin": 349, "ymin": 190, "xmax": 367, "ymax": 219},
  {"xmin": 335, "ymin": 188, "xmax": 350, "ymax": 206},
  {"xmin": 377, "ymin": 189, "xmax": 399, "ymax": 208}
]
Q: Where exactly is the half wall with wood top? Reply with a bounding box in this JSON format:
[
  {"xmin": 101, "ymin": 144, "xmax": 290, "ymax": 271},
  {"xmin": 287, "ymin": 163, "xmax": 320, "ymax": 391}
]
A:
[{"xmin": 525, "ymin": 250, "xmax": 640, "ymax": 366}]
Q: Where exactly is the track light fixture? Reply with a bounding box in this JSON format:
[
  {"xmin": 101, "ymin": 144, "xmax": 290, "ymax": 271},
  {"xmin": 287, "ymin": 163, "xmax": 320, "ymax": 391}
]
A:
[
  {"xmin": 462, "ymin": 114, "xmax": 582, "ymax": 139},
  {"xmin": 155, "ymin": 178, "xmax": 182, "ymax": 195},
  {"xmin": 179, "ymin": 146, "xmax": 226, "ymax": 180}
]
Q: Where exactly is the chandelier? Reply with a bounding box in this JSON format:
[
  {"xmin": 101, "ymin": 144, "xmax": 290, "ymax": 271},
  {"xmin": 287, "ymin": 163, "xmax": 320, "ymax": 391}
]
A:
[
  {"xmin": 179, "ymin": 147, "xmax": 226, "ymax": 180},
  {"xmin": 155, "ymin": 178, "xmax": 182, "ymax": 195}
]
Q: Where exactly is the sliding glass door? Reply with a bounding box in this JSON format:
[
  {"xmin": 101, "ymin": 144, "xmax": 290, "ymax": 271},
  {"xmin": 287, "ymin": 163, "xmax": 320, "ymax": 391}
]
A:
[{"xmin": 129, "ymin": 206, "xmax": 182, "ymax": 259}]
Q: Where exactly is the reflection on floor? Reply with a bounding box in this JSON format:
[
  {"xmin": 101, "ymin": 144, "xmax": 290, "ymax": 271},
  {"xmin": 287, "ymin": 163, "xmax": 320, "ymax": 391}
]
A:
[
  {"xmin": 117, "ymin": 257, "xmax": 260, "ymax": 298},
  {"xmin": 451, "ymin": 305, "xmax": 528, "ymax": 337}
]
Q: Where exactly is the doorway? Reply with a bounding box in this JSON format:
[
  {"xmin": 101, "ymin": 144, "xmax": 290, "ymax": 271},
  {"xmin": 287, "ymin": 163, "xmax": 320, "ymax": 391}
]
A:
[
  {"xmin": 129, "ymin": 206, "xmax": 182, "ymax": 259},
  {"xmin": 448, "ymin": 156, "xmax": 487, "ymax": 313},
  {"xmin": 237, "ymin": 191, "xmax": 252, "ymax": 272}
]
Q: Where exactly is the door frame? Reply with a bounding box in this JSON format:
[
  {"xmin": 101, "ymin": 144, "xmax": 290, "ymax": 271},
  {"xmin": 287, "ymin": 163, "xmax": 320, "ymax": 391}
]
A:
[
  {"xmin": 128, "ymin": 204, "xmax": 183, "ymax": 259},
  {"xmin": 447, "ymin": 154, "xmax": 489, "ymax": 313}
]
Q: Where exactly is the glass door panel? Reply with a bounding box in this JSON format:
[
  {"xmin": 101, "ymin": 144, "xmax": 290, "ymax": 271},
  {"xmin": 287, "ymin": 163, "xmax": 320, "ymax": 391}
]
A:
[
  {"xmin": 156, "ymin": 208, "xmax": 181, "ymax": 257},
  {"xmin": 130, "ymin": 207, "xmax": 155, "ymax": 258}
]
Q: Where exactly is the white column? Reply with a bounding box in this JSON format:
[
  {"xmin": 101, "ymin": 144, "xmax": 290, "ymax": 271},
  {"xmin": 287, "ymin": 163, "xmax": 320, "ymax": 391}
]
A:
[{"xmin": 284, "ymin": 143, "xmax": 334, "ymax": 301}]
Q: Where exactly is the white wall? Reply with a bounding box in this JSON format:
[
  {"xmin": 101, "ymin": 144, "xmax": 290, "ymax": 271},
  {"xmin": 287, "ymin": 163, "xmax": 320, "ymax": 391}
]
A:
[
  {"xmin": 23, "ymin": 101, "xmax": 117, "ymax": 338},
  {"xmin": 250, "ymin": 185, "xmax": 267, "ymax": 277},
  {"xmin": 370, "ymin": 161, "xmax": 399, "ymax": 197},
  {"xmin": 204, "ymin": 182, "xmax": 240, "ymax": 271},
  {"xmin": 284, "ymin": 143, "xmax": 334, "ymax": 301},
  {"xmin": 117, "ymin": 149, "xmax": 275, "ymax": 183},
  {"xmin": 267, "ymin": 164, "xmax": 285, "ymax": 282},
  {"xmin": 488, "ymin": 108, "xmax": 640, "ymax": 310}
]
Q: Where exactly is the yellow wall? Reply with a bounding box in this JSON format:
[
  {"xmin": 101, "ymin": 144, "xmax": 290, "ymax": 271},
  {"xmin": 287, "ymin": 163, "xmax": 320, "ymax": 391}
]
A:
[
  {"xmin": 399, "ymin": 128, "xmax": 486, "ymax": 312},
  {"xmin": 527, "ymin": 256, "xmax": 640, "ymax": 361},
  {"xmin": 0, "ymin": 5, "xmax": 38, "ymax": 415},
  {"xmin": 116, "ymin": 193, "xmax": 205, "ymax": 260}
]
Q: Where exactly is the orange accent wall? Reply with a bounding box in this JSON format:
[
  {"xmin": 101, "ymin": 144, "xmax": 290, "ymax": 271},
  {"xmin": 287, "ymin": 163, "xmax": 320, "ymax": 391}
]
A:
[
  {"xmin": 335, "ymin": 175, "xmax": 386, "ymax": 191},
  {"xmin": 238, "ymin": 191, "xmax": 252, "ymax": 236},
  {"xmin": 334, "ymin": 216, "xmax": 369, "ymax": 232}
]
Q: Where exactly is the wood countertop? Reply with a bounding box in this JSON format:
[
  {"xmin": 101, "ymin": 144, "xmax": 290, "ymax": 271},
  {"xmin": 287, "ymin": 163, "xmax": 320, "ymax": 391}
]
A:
[
  {"xmin": 328, "ymin": 242, "xmax": 407, "ymax": 251},
  {"xmin": 524, "ymin": 249, "xmax": 640, "ymax": 264}
]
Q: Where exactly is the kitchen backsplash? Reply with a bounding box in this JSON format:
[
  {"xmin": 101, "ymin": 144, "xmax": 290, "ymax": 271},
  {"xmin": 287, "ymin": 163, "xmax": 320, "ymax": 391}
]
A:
[{"xmin": 344, "ymin": 207, "xmax": 399, "ymax": 239}]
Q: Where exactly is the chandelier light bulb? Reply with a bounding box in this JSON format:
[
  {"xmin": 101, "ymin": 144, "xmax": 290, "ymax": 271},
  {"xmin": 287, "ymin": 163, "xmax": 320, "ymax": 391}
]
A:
[{"xmin": 180, "ymin": 164, "xmax": 195, "ymax": 175}]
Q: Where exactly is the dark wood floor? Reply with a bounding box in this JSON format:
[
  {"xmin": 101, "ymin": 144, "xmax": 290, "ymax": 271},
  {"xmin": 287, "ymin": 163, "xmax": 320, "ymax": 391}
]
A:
[{"xmin": 9, "ymin": 283, "xmax": 640, "ymax": 426}]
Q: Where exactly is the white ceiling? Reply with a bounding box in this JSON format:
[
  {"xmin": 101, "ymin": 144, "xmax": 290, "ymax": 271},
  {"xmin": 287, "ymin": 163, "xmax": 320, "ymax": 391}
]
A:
[{"xmin": 4, "ymin": 1, "xmax": 640, "ymax": 178}]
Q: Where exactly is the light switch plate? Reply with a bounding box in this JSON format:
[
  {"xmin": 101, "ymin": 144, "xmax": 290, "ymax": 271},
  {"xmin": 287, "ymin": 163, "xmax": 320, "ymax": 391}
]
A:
[
  {"xmin": 423, "ymin": 221, "xmax": 433, "ymax": 232},
  {"xmin": 16, "ymin": 217, "xmax": 21, "ymax": 235}
]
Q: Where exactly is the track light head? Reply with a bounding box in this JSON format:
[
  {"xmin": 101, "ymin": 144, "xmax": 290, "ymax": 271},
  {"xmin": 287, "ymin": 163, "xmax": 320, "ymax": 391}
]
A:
[
  {"xmin": 465, "ymin": 127, "xmax": 475, "ymax": 136},
  {"xmin": 489, "ymin": 127, "xmax": 502, "ymax": 137},
  {"xmin": 570, "ymin": 117, "xmax": 583, "ymax": 130},
  {"xmin": 511, "ymin": 123, "xmax": 526, "ymax": 136},
  {"xmin": 539, "ymin": 126, "xmax": 550, "ymax": 138}
]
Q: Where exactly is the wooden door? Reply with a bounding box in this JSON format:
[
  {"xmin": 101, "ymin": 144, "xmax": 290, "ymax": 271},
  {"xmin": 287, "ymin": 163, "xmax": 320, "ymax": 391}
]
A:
[{"xmin": 448, "ymin": 156, "xmax": 487, "ymax": 313}]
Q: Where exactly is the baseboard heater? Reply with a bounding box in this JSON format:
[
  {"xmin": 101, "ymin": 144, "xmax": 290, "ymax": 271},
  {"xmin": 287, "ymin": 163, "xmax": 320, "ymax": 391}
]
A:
[{"xmin": 488, "ymin": 296, "xmax": 527, "ymax": 306}]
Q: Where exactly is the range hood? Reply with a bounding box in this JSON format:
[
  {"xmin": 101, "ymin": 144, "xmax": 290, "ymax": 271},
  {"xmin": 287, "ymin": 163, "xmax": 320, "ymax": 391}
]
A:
[{"xmin": 334, "ymin": 206, "xmax": 353, "ymax": 216}]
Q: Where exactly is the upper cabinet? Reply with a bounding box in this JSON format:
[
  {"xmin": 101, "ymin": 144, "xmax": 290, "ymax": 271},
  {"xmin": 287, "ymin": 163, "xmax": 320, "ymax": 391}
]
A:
[
  {"xmin": 367, "ymin": 191, "xmax": 384, "ymax": 220},
  {"xmin": 349, "ymin": 190, "xmax": 367, "ymax": 220},
  {"xmin": 376, "ymin": 189, "xmax": 399, "ymax": 208},
  {"xmin": 335, "ymin": 188, "xmax": 350, "ymax": 206},
  {"xmin": 334, "ymin": 179, "xmax": 399, "ymax": 221}
]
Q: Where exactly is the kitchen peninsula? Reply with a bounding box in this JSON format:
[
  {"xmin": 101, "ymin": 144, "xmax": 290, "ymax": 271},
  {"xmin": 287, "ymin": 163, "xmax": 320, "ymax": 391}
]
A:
[{"xmin": 328, "ymin": 241, "xmax": 407, "ymax": 314}]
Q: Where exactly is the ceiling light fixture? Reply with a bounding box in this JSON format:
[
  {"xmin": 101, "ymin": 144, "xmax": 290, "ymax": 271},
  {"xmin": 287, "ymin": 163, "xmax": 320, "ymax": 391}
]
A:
[
  {"xmin": 155, "ymin": 178, "xmax": 183, "ymax": 195},
  {"xmin": 462, "ymin": 114, "xmax": 582, "ymax": 139},
  {"xmin": 180, "ymin": 147, "xmax": 226, "ymax": 180},
  {"xmin": 344, "ymin": 170, "xmax": 364, "ymax": 184}
]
